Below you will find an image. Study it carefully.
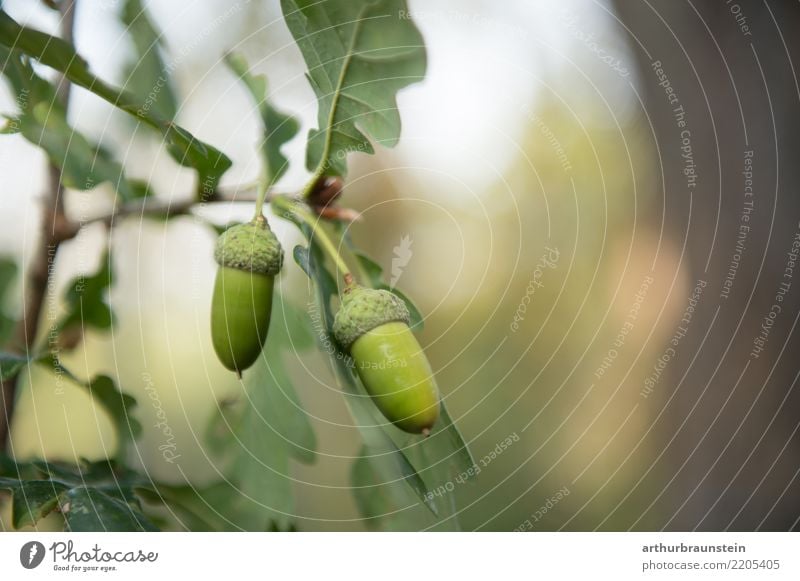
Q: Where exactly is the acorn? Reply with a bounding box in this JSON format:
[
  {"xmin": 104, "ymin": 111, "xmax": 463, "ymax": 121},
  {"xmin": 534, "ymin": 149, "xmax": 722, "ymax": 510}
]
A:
[
  {"xmin": 333, "ymin": 282, "xmax": 440, "ymax": 435},
  {"xmin": 210, "ymin": 218, "xmax": 283, "ymax": 376}
]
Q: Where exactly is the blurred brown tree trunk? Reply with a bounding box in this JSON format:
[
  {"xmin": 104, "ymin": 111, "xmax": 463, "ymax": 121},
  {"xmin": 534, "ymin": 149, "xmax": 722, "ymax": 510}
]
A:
[{"xmin": 612, "ymin": 0, "xmax": 800, "ymax": 530}]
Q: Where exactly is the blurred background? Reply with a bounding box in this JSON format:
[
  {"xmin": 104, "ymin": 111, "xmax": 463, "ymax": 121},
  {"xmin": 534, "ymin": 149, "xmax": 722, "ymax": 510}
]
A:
[{"xmin": 1, "ymin": 0, "xmax": 799, "ymax": 531}]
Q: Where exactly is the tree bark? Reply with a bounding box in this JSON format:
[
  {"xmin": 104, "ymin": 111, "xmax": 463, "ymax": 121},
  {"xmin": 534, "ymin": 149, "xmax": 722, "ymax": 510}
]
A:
[{"xmin": 612, "ymin": 0, "xmax": 800, "ymax": 530}]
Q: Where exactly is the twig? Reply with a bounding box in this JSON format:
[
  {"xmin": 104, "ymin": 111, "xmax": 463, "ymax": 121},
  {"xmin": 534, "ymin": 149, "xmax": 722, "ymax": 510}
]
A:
[
  {"xmin": 0, "ymin": 0, "xmax": 77, "ymax": 451},
  {"xmin": 271, "ymin": 195, "xmax": 352, "ymax": 278},
  {"xmin": 79, "ymin": 186, "xmax": 288, "ymax": 229}
]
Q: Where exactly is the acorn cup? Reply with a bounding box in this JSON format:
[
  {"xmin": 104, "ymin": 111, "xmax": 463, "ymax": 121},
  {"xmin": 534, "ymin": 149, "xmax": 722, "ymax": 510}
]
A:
[
  {"xmin": 333, "ymin": 282, "xmax": 440, "ymax": 435},
  {"xmin": 210, "ymin": 218, "xmax": 283, "ymax": 376}
]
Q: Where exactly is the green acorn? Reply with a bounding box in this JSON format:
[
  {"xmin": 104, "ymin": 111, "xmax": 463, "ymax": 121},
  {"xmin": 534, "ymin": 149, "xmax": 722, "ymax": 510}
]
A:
[
  {"xmin": 333, "ymin": 282, "xmax": 440, "ymax": 435},
  {"xmin": 210, "ymin": 218, "xmax": 283, "ymax": 376}
]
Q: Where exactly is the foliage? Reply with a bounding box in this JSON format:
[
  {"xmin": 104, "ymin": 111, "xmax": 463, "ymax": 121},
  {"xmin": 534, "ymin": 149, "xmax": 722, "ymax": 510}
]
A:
[
  {"xmin": 281, "ymin": 0, "xmax": 426, "ymax": 179},
  {"xmin": 121, "ymin": 0, "xmax": 178, "ymax": 121},
  {"xmin": 0, "ymin": 1, "xmax": 473, "ymax": 532},
  {"xmin": 225, "ymin": 52, "xmax": 299, "ymax": 186},
  {"xmin": 0, "ymin": 10, "xmax": 231, "ymax": 192},
  {"xmin": 0, "ymin": 458, "xmax": 157, "ymax": 531},
  {"xmin": 58, "ymin": 252, "xmax": 114, "ymax": 335}
]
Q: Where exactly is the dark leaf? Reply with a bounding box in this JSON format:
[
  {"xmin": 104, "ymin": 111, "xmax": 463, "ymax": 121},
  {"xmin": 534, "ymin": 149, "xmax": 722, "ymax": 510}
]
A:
[
  {"xmin": 60, "ymin": 251, "xmax": 113, "ymax": 334},
  {"xmin": 0, "ymin": 257, "xmax": 16, "ymax": 341},
  {"xmin": 86, "ymin": 375, "xmax": 143, "ymax": 443},
  {"xmin": 0, "ymin": 459, "xmax": 158, "ymax": 531},
  {"xmin": 61, "ymin": 486, "xmax": 156, "ymax": 532},
  {"xmin": 0, "ymin": 352, "xmax": 32, "ymax": 380},
  {"xmin": 0, "ymin": 478, "xmax": 67, "ymax": 528}
]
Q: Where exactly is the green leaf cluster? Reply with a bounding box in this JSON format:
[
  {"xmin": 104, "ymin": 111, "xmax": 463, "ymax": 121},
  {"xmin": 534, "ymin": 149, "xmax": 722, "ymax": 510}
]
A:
[
  {"xmin": 0, "ymin": 9, "xmax": 231, "ymax": 192},
  {"xmin": 0, "ymin": 459, "xmax": 156, "ymax": 531}
]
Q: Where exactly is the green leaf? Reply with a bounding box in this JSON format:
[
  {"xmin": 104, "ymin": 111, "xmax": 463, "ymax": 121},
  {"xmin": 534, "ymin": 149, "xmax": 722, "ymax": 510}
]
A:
[
  {"xmin": 0, "ymin": 454, "xmax": 22, "ymax": 477},
  {"xmin": 393, "ymin": 402, "xmax": 476, "ymax": 531},
  {"xmin": 34, "ymin": 358, "xmax": 141, "ymax": 457},
  {"xmin": 225, "ymin": 52, "xmax": 299, "ymax": 186},
  {"xmin": 86, "ymin": 375, "xmax": 142, "ymax": 444},
  {"xmin": 205, "ymin": 396, "xmax": 295, "ymax": 531},
  {"xmin": 0, "ymin": 11, "xmax": 232, "ymax": 190},
  {"xmin": 127, "ymin": 178, "xmax": 155, "ymax": 200},
  {"xmin": 429, "ymin": 401, "xmax": 475, "ymax": 474},
  {"xmin": 0, "ymin": 257, "xmax": 16, "ymax": 341},
  {"xmin": 60, "ymin": 251, "xmax": 113, "ymax": 334},
  {"xmin": 141, "ymin": 482, "xmax": 237, "ymax": 531},
  {"xmin": 24, "ymin": 101, "xmax": 144, "ymax": 201},
  {"xmin": 233, "ymin": 397, "xmax": 295, "ymax": 531},
  {"xmin": 258, "ymin": 304, "xmax": 317, "ymax": 464},
  {"xmin": 350, "ymin": 448, "xmax": 393, "ymax": 526},
  {"xmin": 0, "ymin": 52, "xmax": 151, "ymax": 202},
  {"xmin": 355, "ymin": 252, "xmax": 384, "ymax": 287},
  {"xmin": 0, "ymin": 478, "xmax": 67, "ymax": 528},
  {"xmin": 61, "ymin": 486, "xmax": 156, "ymax": 531},
  {"xmin": 351, "ymin": 442, "xmax": 446, "ymax": 530},
  {"xmin": 0, "ymin": 459, "xmax": 158, "ymax": 531},
  {"xmin": 281, "ymin": 0, "xmax": 426, "ymax": 177},
  {"xmin": 0, "ymin": 352, "xmax": 31, "ymax": 380},
  {"xmin": 203, "ymin": 294, "xmax": 316, "ymax": 530},
  {"xmin": 292, "ymin": 244, "xmax": 436, "ymax": 515},
  {"xmin": 121, "ymin": 0, "xmax": 178, "ymax": 120}
]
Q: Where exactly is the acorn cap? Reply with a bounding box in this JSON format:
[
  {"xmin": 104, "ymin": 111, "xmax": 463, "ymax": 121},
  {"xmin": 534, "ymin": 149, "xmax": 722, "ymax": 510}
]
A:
[
  {"xmin": 333, "ymin": 285, "xmax": 410, "ymax": 350},
  {"xmin": 214, "ymin": 219, "xmax": 283, "ymax": 276}
]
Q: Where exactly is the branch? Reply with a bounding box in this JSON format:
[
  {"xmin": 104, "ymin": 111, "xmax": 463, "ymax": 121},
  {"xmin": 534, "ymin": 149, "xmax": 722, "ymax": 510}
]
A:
[
  {"xmin": 57, "ymin": 178, "xmax": 356, "ymax": 238},
  {"xmin": 76, "ymin": 186, "xmax": 290, "ymax": 230},
  {"xmin": 0, "ymin": 0, "xmax": 77, "ymax": 450}
]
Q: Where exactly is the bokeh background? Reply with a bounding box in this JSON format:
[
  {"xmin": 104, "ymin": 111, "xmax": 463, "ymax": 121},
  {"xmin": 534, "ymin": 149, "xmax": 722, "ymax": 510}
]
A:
[{"xmin": 1, "ymin": 0, "xmax": 799, "ymax": 531}]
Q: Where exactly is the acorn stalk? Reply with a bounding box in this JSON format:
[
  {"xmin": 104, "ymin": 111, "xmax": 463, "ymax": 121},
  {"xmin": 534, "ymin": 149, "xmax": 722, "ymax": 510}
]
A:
[
  {"xmin": 333, "ymin": 283, "xmax": 440, "ymax": 434},
  {"xmin": 210, "ymin": 218, "xmax": 283, "ymax": 376}
]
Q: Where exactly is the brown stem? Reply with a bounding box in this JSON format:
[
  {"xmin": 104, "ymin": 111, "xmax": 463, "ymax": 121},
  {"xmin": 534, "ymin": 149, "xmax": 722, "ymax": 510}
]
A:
[
  {"xmin": 80, "ymin": 186, "xmax": 282, "ymax": 228},
  {"xmin": 0, "ymin": 0, "xmax": 77, "ymax": 451}
]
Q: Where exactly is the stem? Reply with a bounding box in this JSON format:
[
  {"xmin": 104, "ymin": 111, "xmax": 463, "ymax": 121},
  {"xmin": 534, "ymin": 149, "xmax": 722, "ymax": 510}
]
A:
[
  {"xmin": 0, "ymin": 0, "xmax": 77, "ymax": 451},
  {"xmin": 252, "ymin": 179, "xmax": 268, "ymax": 221},
  {"xmin": 338, "ymin": 225, "xmax": 373, "ymax": 288},
  {"xmin": 299, "ymin": 169, "xmax": 325, "ymax": 201},
  {"xmin": 80, "ymin": 185, "xmax": 284, "ymax": 228},
  {"xmin": 271, "ymin": 196, "xmax": 351, "ymax": 278},
  {"xmin": 298, "ymin": 6, "xmax": 369, "ymax": 201}
]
